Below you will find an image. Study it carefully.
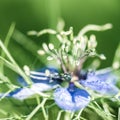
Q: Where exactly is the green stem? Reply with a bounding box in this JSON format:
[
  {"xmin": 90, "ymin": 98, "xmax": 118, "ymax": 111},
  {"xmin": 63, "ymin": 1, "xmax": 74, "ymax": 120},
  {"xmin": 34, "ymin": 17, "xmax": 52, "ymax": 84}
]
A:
[
  {"xmin": 42, "ymin": 106, "xmax": 48, "ymax": 120},
  {"xmin": 0, "ymin": 40, "xmax": 32, "ymax": 85},
  {"xmin": 0, "ymin": 89, "xmax": 12, "ymax": 101},
  {"xmin": 56, "ymin": 110, "xmax": 63, "ymax": 120},
  {"xmin": 76, "ymin": 109, "xmax": 84, "ymax": 120},
  {"xmin": 0, "ymin": 23, "xmax": 15, "ymax": 73},
  {"xmin": 88, "ymin": 104, "xmax": 109, "ymax": 120},
  {"xmin": 64, "ymin": 111, "xmax": 72, "ymax": 120},
  {"xmin": 26, "ymin": 98, "xmax": 47, "ymax": 120},
  {"xmin": 35, "ymin": 95, "xmax": 40, "ymax": 105},
  {"xmin": 101, "ymin": 99, "xmax": 115, "ymax": 119}
]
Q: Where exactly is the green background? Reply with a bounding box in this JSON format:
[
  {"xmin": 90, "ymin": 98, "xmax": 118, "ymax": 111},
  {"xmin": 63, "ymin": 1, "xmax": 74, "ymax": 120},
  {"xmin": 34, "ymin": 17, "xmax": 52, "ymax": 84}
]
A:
[{"xmin": 0, "ymin": 0, "xmax": 120, "ymax": 70}]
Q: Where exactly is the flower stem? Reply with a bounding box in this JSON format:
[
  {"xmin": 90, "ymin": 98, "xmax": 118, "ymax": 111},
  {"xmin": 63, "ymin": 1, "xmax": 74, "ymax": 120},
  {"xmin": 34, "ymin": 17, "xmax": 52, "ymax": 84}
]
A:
[
  {"xmin": 0, "ymin": 22, "xmax": 15, "ymax": 74},
  {"xmin": 64, "ymin": 111, "xmax": 72, "ymax": 120},
  {"xmin": 56, "ymin": 110, "xmax": 63, "ymax": 120},
  {"xmin": 26, "ymin": 98, "xmax": 47, "ymax": 120},
  {"xmin": 42, "ymin": 106, "xmax": 48, "ymax": 120}
]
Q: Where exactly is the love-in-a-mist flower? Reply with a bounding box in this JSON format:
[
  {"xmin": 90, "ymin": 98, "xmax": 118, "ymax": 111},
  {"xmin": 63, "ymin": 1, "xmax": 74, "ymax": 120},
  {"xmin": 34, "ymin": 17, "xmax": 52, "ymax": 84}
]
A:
[{"xmin": 0, "ymin": 23, "xmax": 118, "ymax": 112}]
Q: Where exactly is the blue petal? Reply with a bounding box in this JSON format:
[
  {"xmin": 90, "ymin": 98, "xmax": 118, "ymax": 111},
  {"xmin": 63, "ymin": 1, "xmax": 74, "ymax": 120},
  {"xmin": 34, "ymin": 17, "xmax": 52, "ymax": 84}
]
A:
[
  {"xmin": 30, "ymin": 83, "xmax": 58, "ymax": 92},
  {"xmin": 18, "ymin": 67, "xmax": 59, "ymax": 86},
  {"xmin": 7, "ymin": 82, "xmax": 58, "ymax": 100},
  {"xmin": 96, "ymin": 68, "xmax": 118, "ymax": 84},
  {"xmin": 54, "ymin": 87, "xmax": 90, "ymax": 111},
  {"xmin": 18, "ymin": 67, "xmax": 59, "ymax": 91},
  {"xmin": 9, "ymin": 88, "xmax": 35, "ymax": 100},
  {"xmin": 18, "ymin": 77, "xmax": 28, "ymax": 86},
  {"xmin": 31, "ymin": 67, "xmax": 59, "ymax": 83},
  {"xmin": 80, "ymin": 72, "xmax": 119, "ymax": 95}
]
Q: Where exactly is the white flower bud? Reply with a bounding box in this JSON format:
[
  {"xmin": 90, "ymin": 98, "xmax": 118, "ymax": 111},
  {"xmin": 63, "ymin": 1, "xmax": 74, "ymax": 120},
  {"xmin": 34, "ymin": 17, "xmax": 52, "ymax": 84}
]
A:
[
  {"xmin": 37, "ymin": 50, "xmax": 45, "ymax": 55},
  {"xmin": 48, "ymin": 43, "xmax": 54, "ymax": 50}
]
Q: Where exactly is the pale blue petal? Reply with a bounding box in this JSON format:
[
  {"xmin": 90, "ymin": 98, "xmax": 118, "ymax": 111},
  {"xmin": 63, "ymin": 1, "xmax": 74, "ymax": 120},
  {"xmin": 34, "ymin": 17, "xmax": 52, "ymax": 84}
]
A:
[
  {"xmin": 8, "ymin": 82, "xmax": 58, "ymax": 100},
  {"xmin": 80, "ymin": 72, "xmax": 119, "ymax": 95},
  {"xmin": 96, "ymin": 69, "xmax": 118, "ymax": 84},
  {"xmin": 9, "ymin": 88, "xmax": 34, "ymax": 100},
  {"xmin": 54, "ymin": 87, "xmax": 90, "ymax": 111},
  {"xmin": 30, "ymin": 83, "xmax": 58, "ymax": 92},
  {"xmin": 18, "ymin": 67, "xmax": 59, "ymax": 86}
]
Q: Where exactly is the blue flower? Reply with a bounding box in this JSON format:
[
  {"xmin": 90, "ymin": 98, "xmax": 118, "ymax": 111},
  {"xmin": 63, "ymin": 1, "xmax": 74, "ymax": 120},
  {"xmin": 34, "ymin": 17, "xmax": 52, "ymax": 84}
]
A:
[
  {"xmin": 54, "ymin": 83, "xmax": 90, "ymax": 111},
  {"xmin": 80, "ymin": 69, "xmax": 119, "ymax": 95}
]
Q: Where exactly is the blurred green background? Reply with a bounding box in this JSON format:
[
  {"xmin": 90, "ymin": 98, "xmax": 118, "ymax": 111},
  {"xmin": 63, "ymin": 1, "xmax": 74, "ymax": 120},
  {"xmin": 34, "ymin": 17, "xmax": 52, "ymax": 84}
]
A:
[{"xmin": 0, "ymin": 0, "xmax": 120, "ymax": 70}]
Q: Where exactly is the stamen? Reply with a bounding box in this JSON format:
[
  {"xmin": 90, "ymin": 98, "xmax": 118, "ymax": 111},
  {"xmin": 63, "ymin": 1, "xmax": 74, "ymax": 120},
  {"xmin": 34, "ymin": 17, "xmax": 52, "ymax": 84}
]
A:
[
  {"xmin": 30, "ymin": 71, "xmax": 61, "ymax": 81},
  {"xmin": 30, "ymin": 71, "xmax": 47, "ymax": 76},
  {"xmin": 30, "ymin": 75, "xmax": 48, "ymax": 80}
]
